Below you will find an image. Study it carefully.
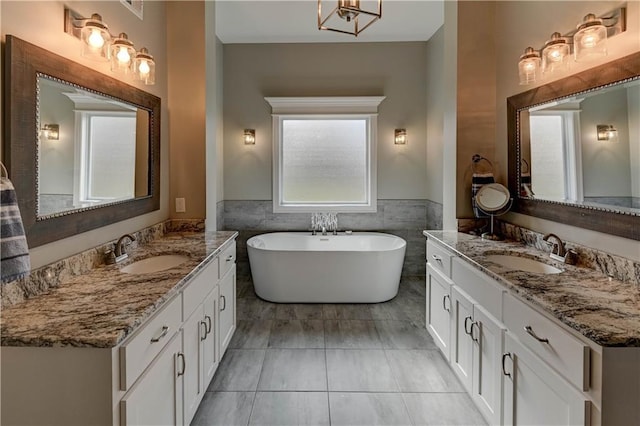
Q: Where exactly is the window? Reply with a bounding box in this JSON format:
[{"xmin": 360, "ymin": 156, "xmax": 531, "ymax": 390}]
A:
[
  {"xmin": 74, "ymin": 111, "xmax": 138, "ymax": 205},
  {"xmin": 266, "ymin": 97, "xmax": 384, "ymax": 213}
]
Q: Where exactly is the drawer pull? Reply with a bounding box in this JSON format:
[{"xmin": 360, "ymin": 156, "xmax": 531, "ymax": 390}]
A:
[
  {"xmin": 200, "ymin": 321, "xmax": 208, "ymax": 341},
  {"xmin": 524, "ymin": 325, "xmax": 549, "ymax": 344},
  {"xmin": 204, "ymin": 315, "xmax": 212, "ymax": 334},
  {"xmin": 226, "ymin": 255, "xmax": 234, "ymax": 262},
  {"xmin": 150, "ymin": 326, "xmax": 169, "ymax": 343},
  {"xmin": 220, "ymin": 295, "xmax": 226, "ymax": 312},
  {"xmin": 177, "ymin": 352, "xmax": 186, "ymax": 377},
  {"xmin": 464, "ymin": 316, "xmax": 473, "ymax": 335},
  {"xmin": 502, "ymin": 353, "xmax": 513, "ymax": 378},
  {"xmin": 431, "ymin": 254, "xmax": 443, "ymax": 265},
  {"xmin": 442, "ymin": 294, "xmax": 451, "ymax": 313}
]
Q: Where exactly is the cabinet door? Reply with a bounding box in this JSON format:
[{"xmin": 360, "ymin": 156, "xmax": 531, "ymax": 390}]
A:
[
  {"xmin": 451, "ymin": 286, "xmax": 474, "ymax": 393},
  {"xmin": 182, "ymin": 307, "xmax": 206, "ymax": 425},
  {"xmin": 203, "ymin": 286, "xmax": 219, "ymax": 385},
  {"xmin": 121, "ymin": 331, "xmax": 184, "ymax": 426},
  {"xmin": 426, "ymin": 264, "xmax": 452, "ymax": 360},
  {"xmin": 218, "ymin": 265, "xmax": 236, "ymax": 357},
  {"xmin": 472, "ymin": 305, "xmax": 505, "ymax": 426},
  {"xmin": 502, "ymin": 333, "xmax": 589, "ymax": 426}
]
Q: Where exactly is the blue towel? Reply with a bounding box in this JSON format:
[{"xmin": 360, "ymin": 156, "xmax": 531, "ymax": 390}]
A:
[{"xmin": 1, "ymin": 177, "xmax": 30, "ymax": 283}]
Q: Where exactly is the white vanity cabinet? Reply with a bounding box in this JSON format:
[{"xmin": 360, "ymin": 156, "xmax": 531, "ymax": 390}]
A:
[
  {"xmin": 120, "ymin": 331, "xmax": 185, "ymax": 426},
  {"xmin": 502, "ymin": 332, "xmax": 589, "ymax": 426},
  {"xmin": 0, "ymin": 236, "xmax": 237, "ymax": 426},
  {"xmin": 426, "ymin": 263, "xmax": 453, "ymax": 360}
]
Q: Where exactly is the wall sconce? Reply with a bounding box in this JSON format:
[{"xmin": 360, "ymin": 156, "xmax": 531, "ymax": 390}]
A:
[
  {"xmin": 518, "ymin": 7, "xmax": 625, "ymax": 85},
  {"xmin": 42, "ymin": 124, "xmax": 60, "ymax": 140},
  {"xmin": 597, "ymin": 124, "xmax": 618, "ymax": 141},
  {"xmin": 318, "ymin": 0, "xmax": 382, "ymax": 37},
  {"xmin": 64, "ymin": 8, "xmax": 156, "ymax": 85},
  {"xmin": 394, "ymin": 129, "xmax": 407, "ymax": 145},
  {"xmin": 244, "ymin": 129, "xmax": 256, "ymax": 145}
]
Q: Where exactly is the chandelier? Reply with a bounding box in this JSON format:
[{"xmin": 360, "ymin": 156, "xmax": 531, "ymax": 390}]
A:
[{"xmin": 318, "ymin": 0, "xmax": 382, "ymax": 37}]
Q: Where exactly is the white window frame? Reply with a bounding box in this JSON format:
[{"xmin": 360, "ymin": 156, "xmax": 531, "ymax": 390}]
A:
[{"xmin": 266, "ymin": 96, "xmax": 385, "ymax": 213}]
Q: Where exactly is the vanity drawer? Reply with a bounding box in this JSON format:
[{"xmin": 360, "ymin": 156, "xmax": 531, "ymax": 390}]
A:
[
  {"xmin": 503, "ymin": 293, "xmax": 589, "ymax": 391},
  {"xmin": 451, "ymin": 258, "xmax": 504, "ymax": 320},
  {"xmin": 119, "ymin": 294, "xmax": 182, "ymax": 391},
  {"xmin": 427, "ymin": 239, "xmax": 453, "ymax": 277},
  {"xmin": 219, "ymin": 240, "xmax": 236, "ymax": 279},
  {"xmin": 182, "ymin": 259, "xmax": 219, "ymax": 319}
]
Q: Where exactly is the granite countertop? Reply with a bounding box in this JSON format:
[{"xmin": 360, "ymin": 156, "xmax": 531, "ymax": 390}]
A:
[
  {"xmin": 424, "ymin": 231, "xmax": 640, "ymax": 347},
  {"xmin": 0, "ymin": 231, "xmax": 238, "ymax": 348}
]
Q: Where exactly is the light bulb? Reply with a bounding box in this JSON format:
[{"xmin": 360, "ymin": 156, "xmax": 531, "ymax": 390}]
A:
[
  {"xmin": 116, "ymin": 47, "xmax": 131, "ymax": 64},
  {"xmin": 581, "ymin": 33, "xmax": 598, "ymax": 48},
  {"xmin": 138, "ymin": 60, "xmax": 150, "ymax": 76},
  {"xmin": 88, "ymin": 29, "xmax": 105, "ymax": 48}
]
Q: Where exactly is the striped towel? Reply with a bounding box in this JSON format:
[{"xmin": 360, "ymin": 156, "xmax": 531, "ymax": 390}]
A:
[
  {"xmin": 472, "ymin": 172, "xmax": 495, "ymax": 218},
  {"xmin": 1, "ymin": 177, "xmax": 30, "ymax": 283}
]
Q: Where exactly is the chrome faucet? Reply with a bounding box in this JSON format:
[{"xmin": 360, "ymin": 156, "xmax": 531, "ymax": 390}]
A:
[
  {"xmin": 321, "ymin": 226, "xmax": 327, "ymax": 236},
  {"xmin": 114, "ymin": 234, "xmax": 136, "ymax": 262}
]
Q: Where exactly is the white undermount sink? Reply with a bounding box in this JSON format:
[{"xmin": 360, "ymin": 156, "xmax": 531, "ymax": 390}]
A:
[
  {"xmin": 485, "ymin": 254, "xmax": 562, "ymax": 275},
  {"xmin": 120, "ymin": 255, "xmax": 190, "ymax": 274}
]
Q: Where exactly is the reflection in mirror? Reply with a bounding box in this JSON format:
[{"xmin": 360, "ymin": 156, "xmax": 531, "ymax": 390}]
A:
[
  {"xmin": 519, "ymin": 79, "xmax": 640, "ymax": 214},
  {"xmin": 37, "ymin": 76, "xmax": 150, "ymax": 217}
]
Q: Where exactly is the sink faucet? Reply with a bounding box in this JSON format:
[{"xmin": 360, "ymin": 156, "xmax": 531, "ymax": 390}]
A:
[
  {"xmin": 321, "ymin": 226, "xmax": 327, "ymax": 236},
  {"xmin": 114, "ymin": 234, "xmax": 136, "ymax": 262},
  {"xmin": 542, "ymin": 233, "xmax": 577, "ymax": 264}
]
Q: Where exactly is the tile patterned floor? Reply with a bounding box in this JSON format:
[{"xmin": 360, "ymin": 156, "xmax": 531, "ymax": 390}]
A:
[{"xmin": 192, "ymin": 277, "xmax": 486, "ymax": 426}]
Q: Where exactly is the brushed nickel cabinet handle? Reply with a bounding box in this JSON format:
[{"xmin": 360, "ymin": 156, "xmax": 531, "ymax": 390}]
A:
[
  {"xmin": 220, "ymin": 295, "xmax": 226, "ymax": 312},
  {"xmin": 431, "ymin": 254, "xmax": 443, "ymax": 264},
  {"xmin": 226, "ymin": 255, "xmax": 234, "ymax": 262},
  {"xmin": 442, "ymin": 294, "xmax": 451, "ymax": 313},
  {"xmin": 524, "ymin": 325, "xmax": 549, "ymax": 344},
  {"xmin": 470, "ymin": 321, "xmax": 480, "ymax": 343},
  {"xmin": 150, "ymin": 326, "xmax": 169, "ymax": 343}
]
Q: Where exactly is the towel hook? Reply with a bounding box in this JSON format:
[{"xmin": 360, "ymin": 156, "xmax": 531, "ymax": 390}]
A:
[{"xmin": 0, "ymin": 161, "xmax": 8, "ymax": 178}]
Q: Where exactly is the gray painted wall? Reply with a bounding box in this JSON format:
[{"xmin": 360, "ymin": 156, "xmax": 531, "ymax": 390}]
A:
[{"xmin": 222, "ymin": 42, "xmax": 429, "ymax": 201}]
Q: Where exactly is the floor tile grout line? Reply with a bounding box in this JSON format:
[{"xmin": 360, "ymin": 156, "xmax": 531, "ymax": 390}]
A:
[{"xmin": 245, "ymin": 348, "xmax": 268, "ymax": 426}]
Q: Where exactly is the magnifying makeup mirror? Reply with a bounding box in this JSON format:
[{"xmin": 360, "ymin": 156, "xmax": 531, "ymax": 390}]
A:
[{"xmin": 475, "ymin": 183, "xmax": 512, "ymax": 240}]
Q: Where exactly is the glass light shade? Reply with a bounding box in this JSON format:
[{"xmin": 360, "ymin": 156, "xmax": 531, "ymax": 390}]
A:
[
  {"xmin": 597, "ymin": 125, "xmax": 618, "ymax": 142},
  {"xmin": 394, "ymin": 129, "xmax": 407, "ymax": 145},
  {"xmin": 244, "ymin": 129, "xmax": 256, "ymax": 145},
  {"xmin": 133, "ymin": 48, "xmax": 155, "ymax": 85},
  {"xmin": 110, "ymin": 33, "xmax": 136, "ymax": 75},
  {"xmin": 574, "ymin": 14, "xmax": 607, "ymax": 62},
  {"xmin": 80, "ymin": 14, "xmax": 110, "ymax": 61},
  {"xmin": 542, "ymin": 32, "xmax": 570, "ymax": 76},
  {"xmin": 518, "ymin": 47, "xmax": 541, "ymax": 85}
]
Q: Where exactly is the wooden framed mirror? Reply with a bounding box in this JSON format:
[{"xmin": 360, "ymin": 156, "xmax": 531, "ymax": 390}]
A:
[
  {"xmin": 3, "ymin": 35, "xmax": 161, "ymax": 247},
  {"xmin": 507, "ymin": 51, "xmax": 640, "ymax": 241}
]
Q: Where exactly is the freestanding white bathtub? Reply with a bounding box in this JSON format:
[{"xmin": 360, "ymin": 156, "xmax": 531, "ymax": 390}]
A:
[{"xmin": 247, "ymin": 232, "xmax": 406, "ymax": 303}]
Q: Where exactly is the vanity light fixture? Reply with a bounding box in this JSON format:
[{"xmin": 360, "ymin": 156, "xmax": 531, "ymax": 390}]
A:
[
  {"xmin": 518, "ymin": 7, "xmax": 625, "ymax": 85},
  {"xmin": 541, "ymin": 32, "xmax": 570, "ymax": 76},
  {"xmin": 318, "ymin": 0, "xmax": 382, "ymax": 37},
  {"xmin": 394, "ymin": 129, "xmax": 407, "ymax": 145},
  {"xmin": 597, "ymin": 124, "xmax": 618, "ymax": 141},
  {"xmin": 518, "ymin": 47, "xmax": 541, "ymax": 85},
  {"xmin": 42, "ymin": 124, "xmax": 60, "ymax": 141},
  {"xmin": 244, "ymin": 129, "xmax": 256, "ymax": 145},
  {"xmin": 64, "ymin": 7, "xmax": 156, "ymax": 85}
]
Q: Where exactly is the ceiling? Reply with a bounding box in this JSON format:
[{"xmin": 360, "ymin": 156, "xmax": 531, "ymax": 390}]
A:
[{"xmin": 215, "ymin": 0, "xmax": 444, "ymax": 44}]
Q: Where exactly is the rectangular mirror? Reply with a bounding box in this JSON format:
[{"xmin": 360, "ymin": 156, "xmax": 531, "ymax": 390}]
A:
[
  {"xmin": 508, "ymin": 51, "xmax": 640, "ymax": 240},
  {"xmin": 4, "ymin": 36, "xmax": 161, "ymax": 247}
]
